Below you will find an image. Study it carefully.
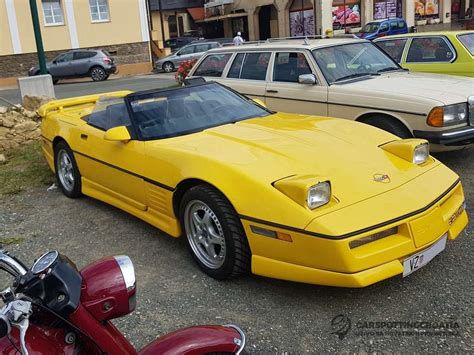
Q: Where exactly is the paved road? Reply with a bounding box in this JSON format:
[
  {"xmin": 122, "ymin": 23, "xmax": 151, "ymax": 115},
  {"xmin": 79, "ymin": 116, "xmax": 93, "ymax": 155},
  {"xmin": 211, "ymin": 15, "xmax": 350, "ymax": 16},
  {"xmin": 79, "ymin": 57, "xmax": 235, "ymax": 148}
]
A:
[
  {"xmin": 0, "ymin": 73, "xmax": 176, "ymax": 104},
  {"xmin": 0, "ymin": 147, "xmax": 472, "ymax": 353}
]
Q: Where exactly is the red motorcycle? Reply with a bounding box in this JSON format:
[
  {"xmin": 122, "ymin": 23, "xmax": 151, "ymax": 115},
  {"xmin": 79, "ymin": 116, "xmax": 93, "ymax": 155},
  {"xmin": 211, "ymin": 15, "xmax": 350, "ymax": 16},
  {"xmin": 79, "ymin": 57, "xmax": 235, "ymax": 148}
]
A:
[{"xmin": 0, "ymin": 250, "xmax": 246, "ymax": 354}]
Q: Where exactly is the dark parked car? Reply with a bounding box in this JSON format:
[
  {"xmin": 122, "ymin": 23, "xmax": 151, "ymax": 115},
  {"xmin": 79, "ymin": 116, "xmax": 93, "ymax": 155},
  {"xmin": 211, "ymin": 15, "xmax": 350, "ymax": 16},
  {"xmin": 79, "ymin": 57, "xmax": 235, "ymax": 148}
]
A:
[
  {"xmin": 356, "ymin": 18, "xmax": 408, "ymax": 40},
  {"xmin": 28, "ymin": 49, "xmax": 116, "ymax": 84},
  {"xmin": 165, "ymin": 37, "xmax": 198, "ymax": 51}
]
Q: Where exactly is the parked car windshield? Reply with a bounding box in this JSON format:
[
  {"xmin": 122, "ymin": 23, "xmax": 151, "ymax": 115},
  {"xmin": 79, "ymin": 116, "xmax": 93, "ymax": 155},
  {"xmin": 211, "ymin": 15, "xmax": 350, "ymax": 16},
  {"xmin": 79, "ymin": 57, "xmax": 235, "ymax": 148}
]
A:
[
  {"xmin": 457, "ymin": 33, "xmax": 474, "ymax": 56},
  {"xmin": 360, "ymin": 22, "xmax": 380, "ymax": 33},
  {"xmin": 127, "ymin": 83, "xmax": 271, "ymax": 140},
  {"xmin": 312, "ymin": 42, "xmax": 400, "ymax": 84}
]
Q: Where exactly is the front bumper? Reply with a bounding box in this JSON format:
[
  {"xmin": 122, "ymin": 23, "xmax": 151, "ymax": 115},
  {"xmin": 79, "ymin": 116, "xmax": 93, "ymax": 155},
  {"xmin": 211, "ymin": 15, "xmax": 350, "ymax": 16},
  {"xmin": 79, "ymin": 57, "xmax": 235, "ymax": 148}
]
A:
[
  {"xmin": 243, "ymin": 180, "xmax": 468, "ymax": 288},
  {"xmin": 413, "ymin": 126, "xmax": 474, "ymax": 146}
]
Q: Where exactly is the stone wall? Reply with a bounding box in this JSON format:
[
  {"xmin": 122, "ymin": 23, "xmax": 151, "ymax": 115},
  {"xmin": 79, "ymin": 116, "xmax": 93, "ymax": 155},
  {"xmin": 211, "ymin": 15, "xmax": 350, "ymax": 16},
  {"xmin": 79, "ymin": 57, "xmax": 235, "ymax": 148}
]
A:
[
  {"xmin": 0, "ymin": 41, "xmax": 150, "ymax": 78},
  {"xmin": 0, "ymin": 107, "xmax": 41, "ymax": 152}
]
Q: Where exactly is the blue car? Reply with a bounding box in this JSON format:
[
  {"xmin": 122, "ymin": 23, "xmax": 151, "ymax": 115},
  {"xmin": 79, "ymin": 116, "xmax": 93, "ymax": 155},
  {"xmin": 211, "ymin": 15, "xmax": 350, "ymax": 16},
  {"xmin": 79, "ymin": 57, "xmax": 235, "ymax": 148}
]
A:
[{"xmin": 357, "ymin": 18, "xmax": 408, "ymax": 40}]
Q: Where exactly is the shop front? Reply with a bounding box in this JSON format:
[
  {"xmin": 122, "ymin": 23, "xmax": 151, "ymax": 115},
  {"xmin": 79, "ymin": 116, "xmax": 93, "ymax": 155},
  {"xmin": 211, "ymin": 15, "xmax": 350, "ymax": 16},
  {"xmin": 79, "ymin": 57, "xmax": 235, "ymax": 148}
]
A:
[
  {"xmin": 374, "ymin": 0, "xmax": 403, "ymax": 19},
  {"xmin": 414, "ymin": 0, "xmax": 441, "ymax": 25},
  {"xmin": 331, "ymin": 0, "xmax": 362, "ymax": 30},
  {"xmin": 289, "ymin": 0, "xmax": 315, "ymax": 36}
]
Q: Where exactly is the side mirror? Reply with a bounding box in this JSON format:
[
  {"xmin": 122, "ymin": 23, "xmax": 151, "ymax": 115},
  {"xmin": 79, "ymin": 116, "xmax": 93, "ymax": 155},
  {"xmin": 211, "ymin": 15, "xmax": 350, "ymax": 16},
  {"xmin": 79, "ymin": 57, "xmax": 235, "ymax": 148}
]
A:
[
  {"xmin": 52, "ymin": 60, "xmax": 57, "ymax": 64},
  {"xmin": 104, "ymin": 126, "xmax": 131, "ymax": 142},
  {"xmin": 176, "ymin": 51, "xmax": 181, "ymax": 56},
  {"xmin": 298, "ymin": 74, "xmax": 317, "ymax": 85},
  {"xmin": 252, "ymin": 98, "xmax": 267, "ymax": 108}
]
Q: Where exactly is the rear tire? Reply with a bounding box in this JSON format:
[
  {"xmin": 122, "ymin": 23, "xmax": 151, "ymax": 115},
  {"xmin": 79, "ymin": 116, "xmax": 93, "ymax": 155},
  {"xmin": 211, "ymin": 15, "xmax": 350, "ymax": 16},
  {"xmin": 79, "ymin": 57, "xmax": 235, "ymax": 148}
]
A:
[
  {"xmin": 90, "ymin": 66, "xmax": 107, "ymax": 81},
  {"xmin": 162, "ymin": 61, "xmax": 175, "ymax": 73},
  {"xmin": 180, "ymin": 184, "xmax": 251, "ymax": 280},
  {"xmin": 54, "ymin": 141, "xmax": 82, "ymax": 198},
  {"xmin": 364, "ymin": 116, "xmax": 412, "ymax": 139}
]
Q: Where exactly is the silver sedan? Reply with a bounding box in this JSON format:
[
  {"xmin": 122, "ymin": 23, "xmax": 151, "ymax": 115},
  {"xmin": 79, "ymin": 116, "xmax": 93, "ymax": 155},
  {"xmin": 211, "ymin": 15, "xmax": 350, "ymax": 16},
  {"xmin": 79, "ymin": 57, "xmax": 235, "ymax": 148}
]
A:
[{"xmin": 155, "ymin": 42, "xmax": 221, "ymax": 73}]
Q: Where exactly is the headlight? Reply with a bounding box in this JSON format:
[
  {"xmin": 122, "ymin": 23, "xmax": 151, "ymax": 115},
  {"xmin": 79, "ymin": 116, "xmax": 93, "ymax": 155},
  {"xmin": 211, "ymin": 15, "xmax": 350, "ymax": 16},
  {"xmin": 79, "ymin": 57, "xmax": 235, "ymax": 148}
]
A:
[
  {"xmin": 427, "ymin": 103, "xmax": 468, "ymax": 127},
  {"xmin": 413, "ymin": 142, "xmax": 429, "ymax": 165},
  {"xmin": 307, "ymin": 182, "xmax": 331, "ymax": 209}
]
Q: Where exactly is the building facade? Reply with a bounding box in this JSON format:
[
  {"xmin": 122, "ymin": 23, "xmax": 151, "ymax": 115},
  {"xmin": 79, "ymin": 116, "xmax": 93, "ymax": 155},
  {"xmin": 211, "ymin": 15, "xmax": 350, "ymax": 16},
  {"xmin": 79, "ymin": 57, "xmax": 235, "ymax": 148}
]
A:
[
  {"xmin": 196, "ymin": 0, "xmax": 472, "ymax": 41},
  {"xmin": 0, "ymin": 0, "xmax": 152, "ymax": 83}
]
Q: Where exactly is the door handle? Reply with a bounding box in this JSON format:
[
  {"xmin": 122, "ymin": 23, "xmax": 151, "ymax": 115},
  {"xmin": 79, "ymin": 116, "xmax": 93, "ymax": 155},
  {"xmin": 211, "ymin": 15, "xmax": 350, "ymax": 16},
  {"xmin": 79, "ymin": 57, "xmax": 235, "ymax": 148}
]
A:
[
  {"xmin": 266, "ymin": 89, "xmax": 278, "ymax": 93},
  {"xmin": 80, "ymin": 134, "xmax": 88, "ymax": 140}
]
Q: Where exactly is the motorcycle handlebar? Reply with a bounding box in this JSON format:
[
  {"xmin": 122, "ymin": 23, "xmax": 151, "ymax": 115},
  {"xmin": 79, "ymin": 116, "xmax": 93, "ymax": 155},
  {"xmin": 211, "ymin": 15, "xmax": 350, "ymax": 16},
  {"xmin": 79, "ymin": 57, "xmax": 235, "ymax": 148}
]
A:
[{"xmin": 0, "ymin": 251, "xmax": 28, "ymax": 278}]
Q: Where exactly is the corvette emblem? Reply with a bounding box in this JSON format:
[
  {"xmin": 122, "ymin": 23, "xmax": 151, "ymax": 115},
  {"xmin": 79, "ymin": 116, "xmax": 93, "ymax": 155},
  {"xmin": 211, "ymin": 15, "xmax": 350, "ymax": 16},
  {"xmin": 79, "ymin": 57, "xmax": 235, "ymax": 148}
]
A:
[{"xmin": 373, "ymin": 174, "xmax": 390, "ymax": 183}]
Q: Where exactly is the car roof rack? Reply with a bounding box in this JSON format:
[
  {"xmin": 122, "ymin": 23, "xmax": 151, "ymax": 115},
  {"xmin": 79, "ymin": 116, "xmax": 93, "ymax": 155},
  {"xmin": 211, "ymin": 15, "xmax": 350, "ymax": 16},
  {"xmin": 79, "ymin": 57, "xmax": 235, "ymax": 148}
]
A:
[{"xmin": 222, "ymin": 34, "xmax": 358, "ymax": 47}]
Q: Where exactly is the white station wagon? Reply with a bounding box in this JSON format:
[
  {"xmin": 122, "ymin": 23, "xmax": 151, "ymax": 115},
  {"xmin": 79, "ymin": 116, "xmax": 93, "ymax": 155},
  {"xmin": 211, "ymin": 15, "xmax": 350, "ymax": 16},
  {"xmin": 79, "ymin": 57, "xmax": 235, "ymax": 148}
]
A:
[{"xmin": 188, "ymin": 37, "xmax": 474, "ymax": 151}]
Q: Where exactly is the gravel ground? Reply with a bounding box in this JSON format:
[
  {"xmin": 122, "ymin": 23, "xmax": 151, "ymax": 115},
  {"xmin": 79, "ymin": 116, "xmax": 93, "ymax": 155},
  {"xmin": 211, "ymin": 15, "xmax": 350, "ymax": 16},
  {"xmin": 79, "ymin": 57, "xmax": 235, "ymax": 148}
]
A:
[{"xmin": 0, "ymin": 147, "xmax": 472, "ymax": 353}]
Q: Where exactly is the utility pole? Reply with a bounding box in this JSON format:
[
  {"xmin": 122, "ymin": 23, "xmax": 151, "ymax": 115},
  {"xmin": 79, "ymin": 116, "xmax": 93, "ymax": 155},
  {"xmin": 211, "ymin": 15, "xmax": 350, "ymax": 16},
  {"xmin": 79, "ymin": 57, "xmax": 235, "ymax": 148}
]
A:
[{"xmin": 29, "ymin": 0, "xmax": 47, "ymax": 74}]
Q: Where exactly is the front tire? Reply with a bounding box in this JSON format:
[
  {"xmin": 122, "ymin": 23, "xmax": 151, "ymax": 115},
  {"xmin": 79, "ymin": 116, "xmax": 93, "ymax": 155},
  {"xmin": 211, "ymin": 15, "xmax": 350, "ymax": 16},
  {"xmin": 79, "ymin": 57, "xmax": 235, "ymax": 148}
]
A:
[
  {"xmin": 365, "ymin": 116, "xmax": 412, "ymax": 139},
  {"xmin": 180, "ymin": 185, "xmax": 251, "ymax": 280},
  {"xmin": 90, "ymin": 66, "xmax": 108, "ymax": 81},
  {"xmin": 54, "ymin": 141, "xmax": 82, "ymax": 198},
  {"xmin": 162, "ymin": 61, "xmax": 175, "ymax": 73}
]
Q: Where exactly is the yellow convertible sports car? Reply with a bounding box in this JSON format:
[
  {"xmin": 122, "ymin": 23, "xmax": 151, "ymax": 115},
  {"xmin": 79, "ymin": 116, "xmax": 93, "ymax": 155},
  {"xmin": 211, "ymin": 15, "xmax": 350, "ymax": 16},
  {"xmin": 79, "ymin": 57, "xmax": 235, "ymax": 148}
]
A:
[{"xmin": 39, "ymin": 82, "xmax": 468, "ymax": 287}]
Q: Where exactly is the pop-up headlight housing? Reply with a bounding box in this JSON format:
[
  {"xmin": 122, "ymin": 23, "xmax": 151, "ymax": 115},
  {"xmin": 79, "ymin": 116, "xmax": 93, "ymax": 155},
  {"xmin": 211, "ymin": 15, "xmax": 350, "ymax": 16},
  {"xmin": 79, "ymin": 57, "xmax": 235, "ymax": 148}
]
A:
[
  {"xmin": 273, "ymin": 175, "xmax": 333, "ymax": 210},
  {"xmin": 380, "ymin": 139, "xmax": 430, "ymax": 165}
]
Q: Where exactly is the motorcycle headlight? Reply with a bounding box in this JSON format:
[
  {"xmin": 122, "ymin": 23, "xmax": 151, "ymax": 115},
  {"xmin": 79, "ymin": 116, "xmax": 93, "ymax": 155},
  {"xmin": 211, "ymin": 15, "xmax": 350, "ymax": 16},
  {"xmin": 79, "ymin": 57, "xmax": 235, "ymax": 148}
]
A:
[
  {"xmin": 427, "ymin": 103, "xmax": 468, "ymax": 127},
  {"xmin": 413, "ymin": 142, "xmax": 429, "ymax": 165},
  {"xmin": 307, "ymin": 182, "xmax": 331, "ymax": 209}
]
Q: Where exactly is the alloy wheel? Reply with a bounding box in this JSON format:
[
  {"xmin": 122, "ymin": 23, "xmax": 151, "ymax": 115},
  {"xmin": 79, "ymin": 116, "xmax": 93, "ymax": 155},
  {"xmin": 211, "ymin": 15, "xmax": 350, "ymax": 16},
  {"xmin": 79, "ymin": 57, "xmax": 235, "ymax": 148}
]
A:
[
  {"xmin": 184, "ymin": 200, "xmax": 226, "ymax": 269},
  {"xmin": 91, "ymin": 67, "xmax": 106, "ymax": 81},
  {"xmin": 56, "ymin": 149, "xmax": 75, "ymax": 192}
]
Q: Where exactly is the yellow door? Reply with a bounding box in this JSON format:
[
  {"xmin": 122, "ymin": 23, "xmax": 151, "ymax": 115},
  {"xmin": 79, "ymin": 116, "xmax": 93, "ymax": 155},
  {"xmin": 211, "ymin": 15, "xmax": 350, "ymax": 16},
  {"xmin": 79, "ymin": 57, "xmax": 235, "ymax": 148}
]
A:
[{"xmin": 74, "ymin": 123, "xmax": 147, "ymax": 211}]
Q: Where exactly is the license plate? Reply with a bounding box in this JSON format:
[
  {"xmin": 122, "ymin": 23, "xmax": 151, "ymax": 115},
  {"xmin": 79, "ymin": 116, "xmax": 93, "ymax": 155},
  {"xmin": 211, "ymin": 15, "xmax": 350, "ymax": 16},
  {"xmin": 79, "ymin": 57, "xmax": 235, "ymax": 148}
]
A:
[{"xmin": 403, "ymin": 234, "xmax": 447, "ymax": 277}]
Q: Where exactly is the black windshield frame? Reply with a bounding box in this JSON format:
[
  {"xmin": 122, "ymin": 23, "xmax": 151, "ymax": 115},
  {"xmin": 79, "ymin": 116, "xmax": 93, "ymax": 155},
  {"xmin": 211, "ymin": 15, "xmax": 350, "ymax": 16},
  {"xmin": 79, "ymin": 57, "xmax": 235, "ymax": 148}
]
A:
[{"xmin": 124, "ymin": 82, "xmax": 273, "ymax": 141}]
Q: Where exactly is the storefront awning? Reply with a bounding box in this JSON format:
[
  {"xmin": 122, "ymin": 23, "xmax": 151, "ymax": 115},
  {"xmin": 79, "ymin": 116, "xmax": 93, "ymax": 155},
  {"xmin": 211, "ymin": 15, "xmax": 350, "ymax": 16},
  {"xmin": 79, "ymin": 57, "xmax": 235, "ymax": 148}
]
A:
[
  {"xmin": 187, "ymin": 7, "xmax": 205, "ymax": 21},
  {"xmin": 196, "ymin": 12, "xmax": 248, "ymax": 23}
]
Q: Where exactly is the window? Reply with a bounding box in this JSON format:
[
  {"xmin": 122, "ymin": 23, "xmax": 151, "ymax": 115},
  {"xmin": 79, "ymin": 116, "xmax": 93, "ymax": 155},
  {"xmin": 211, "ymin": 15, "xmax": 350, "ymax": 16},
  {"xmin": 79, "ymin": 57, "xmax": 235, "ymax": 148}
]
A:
[
  {"xmin": 390, "ymin": 21, "xmax": 398, "ymax": 30},
  {"xmin": 194, "ymin": 44, "xmax": 210, "ymax": 53},
  {"xmin": 312, "ymin": 43, "xmax": 400, "ymax": 84},
  {"xmin": 406, "ymin": 37, "xmax": 455, "ymax": 63},
  {"xmin": 379, "ymin": 23, "xmax": 389, "ymax": 32},
  {"xmin": 397, "ymin": 20, "xmax": 406, "ymax": 29},
  {"xmin": 194, "ymin": 54, "xmax": 232, "ymax": 77},
  {"xmin": 374, "ymin": 0, "xmax": 403, "ymax": 20},
  {"xmin": 415, "ymin": 0, "xmax": 439, "ymax": 20},
  {"xmin": 87, "ymin": 97, "xmax": 131, "ymax": 131},
  {"xmin": 458, "ymin": 33, "xmax": 474, "ymax": 56},
  {"xmin": 375, "ymin": 39, "xmax": 407, "ymax": 63},
  {"xmin": 289, "ymin": 0, "xmax": 315, "ymax": 36},
  {"xmin": 128, "ymin": 83, "xmax": 270, "ymax": 140},
  {"xmin": 74, "ymin": 51, "xmax": 96, "ymax": 60},
  {"xmin": 226, "ymin": 52, "xmax": 270, "ymax": 80},
  {"xmin": 54, "ymin": 52, "xmax": 74, "ymax": 63},
  {"xmin": 178, "ymin": 46, "xmax": 194, "ymax": 56},
  {"xmin": 42, "ymin": 0, "xmax": 64, "ymax": 26},
  {"xmin": 89, "ymin": 0, "xmax": 110, "ymax": 22},
  {"xmin": 273, "ymin": 52, "xmax": 312, "ymax": 83},
  {"xmin": 332, "ymin": 0, "xmax": 361, "ymax": 29},
  {"xmin": 228, "ymin": 53, "xmax": 245, "ymax": 78}
]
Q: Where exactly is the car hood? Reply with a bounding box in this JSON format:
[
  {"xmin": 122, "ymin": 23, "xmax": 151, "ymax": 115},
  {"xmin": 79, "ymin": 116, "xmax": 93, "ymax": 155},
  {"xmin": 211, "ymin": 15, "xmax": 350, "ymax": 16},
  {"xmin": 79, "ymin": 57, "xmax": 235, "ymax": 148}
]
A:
[
  {"xmin": 333, "ymin": 71, "xmax": 474, "ymax": 106},
  {"xmin": 160, "ymin": 113, "xmax": 441, "ymax": 211}
]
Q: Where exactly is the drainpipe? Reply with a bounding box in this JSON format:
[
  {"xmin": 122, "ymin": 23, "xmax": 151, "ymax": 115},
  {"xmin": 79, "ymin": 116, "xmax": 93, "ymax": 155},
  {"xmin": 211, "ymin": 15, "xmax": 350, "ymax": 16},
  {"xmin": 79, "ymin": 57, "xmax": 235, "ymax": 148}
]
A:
[
  {"xmin": 159, "ymin": 0, "xmax": 166, "ymax": 46},
  {"xmin": 29, "ymin": 0, "xmax": 47, "ymax": 74}
]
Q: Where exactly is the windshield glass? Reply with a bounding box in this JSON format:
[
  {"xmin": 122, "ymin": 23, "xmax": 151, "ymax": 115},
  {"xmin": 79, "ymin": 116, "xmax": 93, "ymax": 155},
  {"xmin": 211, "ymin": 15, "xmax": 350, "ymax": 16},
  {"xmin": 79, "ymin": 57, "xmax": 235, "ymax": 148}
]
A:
[
  {"xmin": 361, "ymin": 22, "xmax": 380, "ymax": 33},
  {"xmin": 127, "ymin": 83, "xmax": 271, "ymax": 140},
  {"xmin": 458, "ymin": 33, "xmax": 474, "ymax": 56},
  {"xmin": 312, "ymin": 42, "xmax": 400, "ymax": 84}
]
